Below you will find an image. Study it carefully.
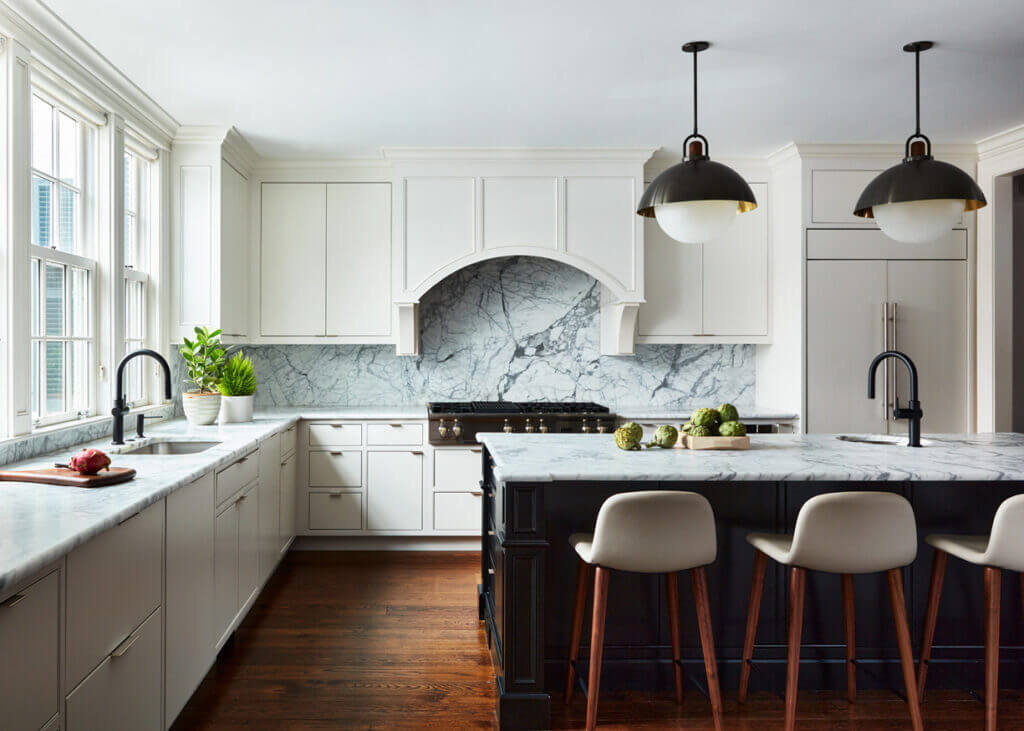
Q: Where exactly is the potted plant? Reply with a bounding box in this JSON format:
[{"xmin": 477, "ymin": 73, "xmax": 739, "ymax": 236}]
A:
[
  {"xmin": 218, "ymin": 351, "xmax": 257, "ymax": 423},
  {"xmin": 179, "ymin": 326, "xmax": 226, "ymax": 425}
]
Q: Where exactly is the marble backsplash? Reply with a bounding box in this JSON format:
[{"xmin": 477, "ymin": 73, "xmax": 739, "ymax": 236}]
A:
[{"xmin": 222, "ymin": 257, "xmax": 755, "ymax": 409}]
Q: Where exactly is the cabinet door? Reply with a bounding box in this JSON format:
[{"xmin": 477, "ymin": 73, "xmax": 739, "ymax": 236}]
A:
[
  {"xmin": 0, "ymin": 570, "xmax": 59, "ymax": 731},
  {"xmin": 220, "ymin": 159, "xmax": 249, "ymax": 336},
  {"xmin": 434, "ymin": 448, "xmax": 483, "ymax": 491},
  {"xmin": 326, "ymin": 183, "xmax": 391, "ymax": 337},
  {"xmin": 237, "ymin": 484, "xmax": 260, "ymax": 612},
  {"xmin": 165, "ymin": 473, "xmax": 215, "ymax": 726},
  {"xmin": 213, "ymin": 503, "xmax": 238, "ymax": 645},
  {"xmin": 366, "ymin": 451, "xmax": 423, "ymax": 530},
  {"xmin": 806, "ymin": 260, "xmax": 888, "ymax": 433},
  {"xmin": 636, "ymin": 216, "xmax": 702, "ymax": 337},
  {"xmin": 258, "ymin": 434, "xmax": 281, "ymax": 584},
  {"xmin": 260, "ymin": 183, "xmax": 326, "ymax": 335},
  {"xmin": 309, "ymin": 450, "xmax": 362, "ymax": 487},
  {"xmin": 565, "ymin": 176, "xmax": 637, "ymax": 293},
  {"xmin": 701, "ymin": 182, "xmax": 768, "ymax": 335},
  {"xmin": 887, "ymin": 260, "xmax": 969, "ymax": 433},
  {"xmin": 279, "ymin": 451, "xmax": 296, "ymax": 553},
  {"xmin": 404, "ymin": 177, "xmax": 475, "ymax": 291}
]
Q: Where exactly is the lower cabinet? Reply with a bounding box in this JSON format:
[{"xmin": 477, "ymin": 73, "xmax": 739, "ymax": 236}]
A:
[
  {"xmin": 366, "ymin": 450, "xmax": 423, "ymax": 530},
  {"xmin": 65, "ymin": 608, "xmax": 162, "ymax": 731},
  {"xmin": 309, "ymin": 491, "xmax": 362, "ymax": 530},
  {"xmin": 0, "ymin": 569, "xmax": 60, "ymax": 731},
  {"xmin": 279, "ymin": 449, "xmax": 297, "ymax": 553},
  {"xmin": 433, "ymin": 492, "xmax": 481, "ymax": 531},
  {"xmin": 257, "ymin": 433, "xmax": 282, "ymax": 585},
  {"xmin": 214, "ymin": 480, "xmax": 259, "ymax": 648},
  {"xmin": 433, "ymin": 447, "xmax": 484, "ymax": 532},
  {"xmin": 165, "ymin": 472, "xmax": 216, "ymax": 727}
]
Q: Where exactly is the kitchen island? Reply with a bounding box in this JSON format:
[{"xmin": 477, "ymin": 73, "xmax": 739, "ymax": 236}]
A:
[{"xmin": 476, "ymin": 432, "xmax": 1024, "ymax": 730}]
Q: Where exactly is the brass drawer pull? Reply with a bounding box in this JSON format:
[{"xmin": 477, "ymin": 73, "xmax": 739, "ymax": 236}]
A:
[
  {"xmin": 329, "ymin": 451, "xmax": 344, "ymax": 456},
  {"xmin": 389, "ymin": 423, "xmax": 404, "ymax": 428},
  {"xmin": 470, "ymin": 490, "xmax": 483, "ymax": 496},
  {"xmin": 471, "ymin": 448, "xmax": 482, "ymax": 453},
  {"xmin": 111, "ymin": 632, "xmax": 139, "ymax": 658},
  {"xmin": 487, "ymin": 530, "xmax": 495, "ymax": 536},
  {"xmin": 329, "ymin": 491, "xmax": 343, "ymax": 498},
  {"xmin": 487, "ymin": 568, "xmax": 495, "ymax": 575},
  {"xmin": 1, "ymin": 593, "xmax": 26, "ymax": 609}
]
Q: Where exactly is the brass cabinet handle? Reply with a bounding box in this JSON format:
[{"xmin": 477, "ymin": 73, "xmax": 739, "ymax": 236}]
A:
[
  {"xmin": 411, "ymin": 451, "xmax": 424, "ymax": 456},
  {"xmin": 1, "ymin": 593, "xmax": 25, "ymax": 609},
  {"xmin": 389, "ymin": 423, "xmax": 404, "ymax": 428},
  {"xmin": 471, "ymin": 448, "xmax": 482, "ymax": 453},
  {"xmin": 470, "ymin": 490, "xmax": 483, "ymax": 496},
  {"xmin": 487, "ymin": 530, "xmax": 495, "ymax": 536},
  {"xmin": 329, "ymin": 491, "xmax": 343, "ymax": 498},
  {"xmin": 487, "ymin": 568, "xmax": 495, "ymax": 575},
  {"xmin": 236, "ymin": 494, "xmax": 247, "ymax": 503},
  {"xmin": 329, "ymin": 451, "xmax": 343, "ymax": 456},
  {"xmin": 111, "ymin": 632, "xmax": 139, "ymax": 658}
]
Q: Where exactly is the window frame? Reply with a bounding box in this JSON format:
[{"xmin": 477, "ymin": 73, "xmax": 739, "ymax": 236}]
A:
[{"xmin": 122, "ymin": 144, "xmax": 158, "ymax": 408}]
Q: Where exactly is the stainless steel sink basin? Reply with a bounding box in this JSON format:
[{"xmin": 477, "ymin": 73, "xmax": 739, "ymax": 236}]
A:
[
  {"xmin": 836, "ymin": 435, "xmax": 934, "ymax": 447},
  {"xmin": 119, "ymin": 440, "xmax": 221, "ymax": 455}
]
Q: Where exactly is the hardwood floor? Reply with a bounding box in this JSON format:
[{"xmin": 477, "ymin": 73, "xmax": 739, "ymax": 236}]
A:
[{"xmin": 173, "ymin": 551, "xmax": 1022, "ymax": 730}]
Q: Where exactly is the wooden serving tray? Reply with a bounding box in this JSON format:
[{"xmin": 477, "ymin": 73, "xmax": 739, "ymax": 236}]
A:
[
  {"xmin": 0, "ymin": 467, "xmax": 136, "ymax": 487},
  {"xmin": 684, "ymin": 435, "xmax": 751, "ymax": 451}
]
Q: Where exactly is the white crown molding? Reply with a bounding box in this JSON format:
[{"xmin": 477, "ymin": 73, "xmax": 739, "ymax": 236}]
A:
[
  {"xmin": 381, "ymin": 146, "xmax": 657, "ymax": 163},
  {"xmin": 766, "ymin": 141, "xmax": 801, "ymax": 167},
  {"xmin": 976, "ymin": 123, "xmax": 1024, "ymax": 161},
  {"xmin": 222, "ymin": 127, "xmax": 258, "ymax": 175},
  {"xmin": 173, "ymin": 125, "xmax": 259, "ymax": 176},
  {"xmin": 791, "ymin": 141, "xmax": 979, "ymax": 160},
  {"xmin": 253, "ymin": 157, "xmax": 392, "ymax": 172},
  {"xmin": 0, "ymin": 0, "xmax": 178, "ymax": 147}
]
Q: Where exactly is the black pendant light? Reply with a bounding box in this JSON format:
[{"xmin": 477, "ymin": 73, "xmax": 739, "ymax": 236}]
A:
[
  {"xmin": 637, "ymin": 41, "xmax": 757, "ymax": 244},
  {"xmin": 854, "ymin": 41, "xmax": 986, "ymax": 243}
]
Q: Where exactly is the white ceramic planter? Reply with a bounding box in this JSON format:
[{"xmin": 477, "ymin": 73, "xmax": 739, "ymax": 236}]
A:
[
  {"xmin": 219, "ymin": 394, "xmax": 255, "ymax": 424},
  {"xmin": 182, "ymin": 392, "xmax": 221, "ymax": 426}
]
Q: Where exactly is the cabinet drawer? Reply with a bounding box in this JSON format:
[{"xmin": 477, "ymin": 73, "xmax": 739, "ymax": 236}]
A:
[
  {"xmin": 0, "ymin": 570, "xmax": 59, "ymax": 731},
  {"xmin": 434, "ymin": 491, "xmax": 482, "ymax": 531},
  {"xmin": 434, "ymin": 448, "xmax": 483, "ymax": 491},
  {"xmin": 281, "ymin": 424, "xmax": 297, "ymax": 456},
  {"xmin": 308, "ymin": 422, "xmax": 361, "ymax": 447},
  {"xmin": 67, "ymin": 500, "xmax": 162, "ymax": 688},
  {"xmin": 806, "ymin": 228, "xmax": 967, "ymax": 260},
  {"xmin": 216, "ymin": 450, "xmax": 258, "ymax": 505},
  {"xmin": 309, "ymin": 450, "xmax": 362, "ymax": 487},
  {"xmin": 66, "ymin": 607, "xmax": 162, "ymax": 731},
  {"xmin": 309, "ymin": 492, "xmax": 362, "ymax": 530},
  {"xmin": 366, "ymin": 422, "xmax": 423, "ymax": 446}
]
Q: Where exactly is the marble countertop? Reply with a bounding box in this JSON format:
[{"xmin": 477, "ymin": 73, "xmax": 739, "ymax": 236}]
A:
[
  {"xmin": 477, "ymin": 432, "xmax": 1024, "ymax": 485},
  {"xmin": 613, "ymin": 406, "xmax": 799, "ymax": 422},
  {"xmin": 0, "ymin": 405, "xmax": 426, "ymax": 594}
]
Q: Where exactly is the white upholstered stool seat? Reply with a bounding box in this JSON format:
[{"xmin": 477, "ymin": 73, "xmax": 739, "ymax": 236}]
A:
[
  {"xmin": 739, "ymin": 491, "xmax": 922, "ymax": 731},
  {"xmin": 564, "ymin": 490, "xmax": 722, "ymax": 731},
  {"xmin": 918, "ymin": 494, "xmax": 1024, "ymax": 731}
]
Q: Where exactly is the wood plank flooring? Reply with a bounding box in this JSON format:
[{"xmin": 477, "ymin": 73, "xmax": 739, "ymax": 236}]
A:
[{"xmin": 173, "ymin": 551, "xmax": 1023, "ymax": 730}]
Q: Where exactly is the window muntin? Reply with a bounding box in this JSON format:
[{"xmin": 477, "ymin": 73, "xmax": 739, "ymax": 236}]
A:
[{"xmin": 123, "ymin": 150, "xmax": 151, "ymax": 406}]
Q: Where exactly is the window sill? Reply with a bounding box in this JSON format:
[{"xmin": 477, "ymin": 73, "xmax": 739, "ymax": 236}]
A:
[{"xmin": 0, "ymin": 402, "xmax": 174, "ymax": 450}]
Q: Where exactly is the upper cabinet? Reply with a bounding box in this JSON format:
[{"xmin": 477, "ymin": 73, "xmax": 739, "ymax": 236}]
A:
[
  {"xmin": 171, "ymin": 127, "xmax": 256, "ymax": 342},
  {"xmin": 637, "ymin": 181, "xmax": 769, "ymax": 342},
  {"xmin": 259, "ymin": 182, "xmax": 392, "ymax": 339}
]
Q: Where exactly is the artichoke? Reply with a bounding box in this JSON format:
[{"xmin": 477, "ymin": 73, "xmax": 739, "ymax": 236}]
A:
[
  {"xmin": 719, "ymin": 420, "xmax": 747, "ymax": 437},
  {"xmin": 614, "ymin": 426, "xmax": 642, "ymax": 451},
  {"xmin": 691, "ymin": 408, "xmax": 721, "ymax": 429},
  {"xmin": 688, "ymin": 424, "xmax": 714, "ymax": 437},
  {"xmin": 620, "ymin": 422, "xmax": 643, "ymax": 443},
  {"xmin": 647, "ymin": 424, "xmax": 679, "ymax": 449},
  {"xmin": 681, "ymin": 421, "xmax": 693, "ymax": 433},
  {"xmin": 718, "ymin": 403, "xmax": 739, "ymax": 423}
]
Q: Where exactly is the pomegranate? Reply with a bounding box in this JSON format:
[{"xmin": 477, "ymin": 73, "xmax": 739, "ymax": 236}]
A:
[{"xmin": 68, "ymin": 448, "xmax": 111, "ymax": 475}]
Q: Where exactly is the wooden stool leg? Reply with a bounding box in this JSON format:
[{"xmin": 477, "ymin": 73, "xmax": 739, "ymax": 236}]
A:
[
  {"xmin": 691, "ymin": 567, "xmax": 724, "ymax": 731},
  {"xmin": 738, "ymin": 550, "xmax": 768, "ymax": 703},
  {"xmin": 785, "ymin": 566, "xmax": 806, "ymax": 731},
  {"xmin": 917, "ymin": 548, "xmax": 947, "ymax": 698},
  {"xmin": 886, "ymin": 568, "xmax": 924, "ymax": 731},
  {"xmin": 985, "ymin": 567, "xmax": 1001, "ymax": 731},
  {"xmin": 565, "ymin": 559, "xmax": 591, "ymax": 703},
  {"xmin": 841, "ymin": 573, "xmax": 856, "ymax": 703},
  {"xmin": 665, "ymin": 571, "xmax": 684, "ymax": 704},
  {"xmin": 586, "ymin": 567, "xmax": 610, "ymax": 731}
]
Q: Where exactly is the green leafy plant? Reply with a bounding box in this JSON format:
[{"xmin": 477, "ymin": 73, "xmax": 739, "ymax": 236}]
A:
[
  {"xmin": 218, "ymin": 351, "xmax": 257, "ymax": 397},
  {"xmin": 179, "ymin": 326, "xmax": 226, "ymax": 393}
]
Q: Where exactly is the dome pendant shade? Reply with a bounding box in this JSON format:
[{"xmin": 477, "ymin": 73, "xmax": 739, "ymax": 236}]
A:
[{"xmin": 871, "ymin": 198, "xmax": 964, "ymax": 244}]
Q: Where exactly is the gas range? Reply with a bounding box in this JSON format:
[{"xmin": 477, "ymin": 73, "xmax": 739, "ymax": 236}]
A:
[{"xmin": 428, "ymin": 401, "xmax": 615, "ymax": 445}]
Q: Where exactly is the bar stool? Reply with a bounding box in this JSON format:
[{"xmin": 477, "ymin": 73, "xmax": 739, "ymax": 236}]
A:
[
  {"xmin": 737, "ymin": 491, "xmax": 922, "ymax": 731},
  {"xmin": 918, "ymin": 494, "xmax": 1024, "ymax": 731},
  {"xmin": 564, "ymin": 490, "xmax": 723, "ymax": 731}
]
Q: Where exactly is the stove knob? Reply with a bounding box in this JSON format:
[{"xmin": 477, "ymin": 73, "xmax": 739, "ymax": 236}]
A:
[
  {"xmin": 503, "ymin": 419, "xmax": 514, "ymax": 434},
  {"xmin": 438, "ymin": 419, "xmax": 449, "ymax": 439},
  {"xmin": 538, "ymin": 419, "xmax": 549, "ymax": 434},
  {"xmin": 524, "ymin": 418, "xmax": 535, "ymax": 434},
  {"xmin": 452, "ymin": 419, "xmax": 462, "ymax": 439},
  {"xmin": 597, "ymin": 422, "xmax": 608, "ymax": 434},
  {"xmin": 581, "ymin": 419, "xmax": 592, "ymax": 434}
]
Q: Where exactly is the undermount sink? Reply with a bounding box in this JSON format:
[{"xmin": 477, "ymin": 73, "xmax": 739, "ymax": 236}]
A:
[
  {"xmin": 118, "ymin": 440, "xmax": 222, "ymax": 455},
  {"xmin": 836, "ymin": 435, "xmax": 934, "ymax": 447}
]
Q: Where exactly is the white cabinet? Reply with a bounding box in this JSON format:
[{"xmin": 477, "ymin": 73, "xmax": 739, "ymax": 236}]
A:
[
  {"xmin": 308, "ymin": 422, "xmax": 361, "ymax": 447},
  {"xmin": 238, "ymin": 482, "xmax": 259, "ymax": 612},
  {"xmin": 309, "ymin": 450, "xmax": 362, "ymax": 487},
  {"xmin": 309, "ymin": 492, "xmax": 363, "ymax": 530},
  {"xmin": 213, "ymin": 497, "xmax": 239, "ymax": 646},
  {"xmin": 637, "ymin": 182, "xmax": 768, "ymax": 341},
  {"xmin": 260, "ymin": 183, "xmax": 327, "ymax": 336},
  {"xmin": 66, "ymin": 608, "xmax": 162, "ymax": 731},
  {"xmin": 279, "ymin": 450, "xmax": 297, "ymax": 553},
  {"xmin": 433, "ymin": 448, "xmax": 483, "ymax": 492},
  {"xmin": 433, "ymin": 492, "xmax": 481, "ymax": 531},
  {"xmin": 260, "ymin": 182, "xmax": 392, "ymax": 338},
  {"xmin": 403, "ymin": 177, "xmax": 476, "ymax": 291},
  {"xmin": 565, "ymin": 176, "xmax": 638, "ymax": 293},
  {"xmin": 482, "ymin": 177, "xmax": 557, "ymax": 250},
  {"xmin": 365, "ymin": 422, "xmax": 423, "ymax": 446},
  {"xmin": 367, "ymin": 450, "xmax": 423, "ymax": 530},
  {"xmin": 0, "ymin": 570, "xmax": 60, "ymax": 731},
  {"xmin": 165, "ymin": 472, "xmax": 216, "ymax": 727},
  {"xmin": 215, "ymin": 448, "xmax": 258, "ymax": 506},
  {"xmin": 171, "ymin": 128, "xmax": 255, "ymax": 340},
  {"xmin": 258, "ymin": 433, "xmax": 282, "ymax": 584}
]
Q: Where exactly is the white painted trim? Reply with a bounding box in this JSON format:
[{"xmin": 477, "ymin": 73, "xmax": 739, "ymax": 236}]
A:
[
  {"xmin": 383, "ymin": 146, "xmax": 657, "ymax": 163},
  {"xmin": 291, "ymin": 536, "xmax": 479, "ymax": 551},
  {"xmin": 791, "ymin": 142, "xmax": 979, "ymax": 159},
  {"xmin": 253, "ymin": 157, "xmax": 390, "ymax": 173},
  {"xmin": 174, "ymin": 125, "xmax": 257, "ymax": 178},
  {"xmin": 977, "ymin": 123, "xmax": 1024, "ymax": 162}
]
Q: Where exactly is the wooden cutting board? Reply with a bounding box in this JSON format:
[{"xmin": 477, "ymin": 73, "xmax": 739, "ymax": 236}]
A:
[
  {"xmin": 0, "ymin": 467, "xmax": 136, "ymax": 487},
  {"xmin": 683, "ymin": 435, "xmax": 751, "ymax": 451}
]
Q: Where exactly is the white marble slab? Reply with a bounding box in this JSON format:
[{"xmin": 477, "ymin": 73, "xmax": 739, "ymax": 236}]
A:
[
  {"xmin": 477, "ymin": 432, "xmax": 1024, "ymax": 485},
  {"xmin": 614, "ymin": 406, "xmax": 799, "ymax": 423}
]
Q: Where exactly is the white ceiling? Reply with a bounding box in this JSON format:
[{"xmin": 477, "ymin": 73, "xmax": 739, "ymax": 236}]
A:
[{"xmin": 41, "ymin": 0, "xmax": 1024, "ymax": 159}]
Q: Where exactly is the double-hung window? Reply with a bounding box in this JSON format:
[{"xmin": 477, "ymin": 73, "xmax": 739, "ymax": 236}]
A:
[
  {"xmin": 123, "ymin": 148, "xmax": 151, "ymax": 406},
  {"xmin": 30, "ymin": 93, "xmax": 95, "ymax": 427}
]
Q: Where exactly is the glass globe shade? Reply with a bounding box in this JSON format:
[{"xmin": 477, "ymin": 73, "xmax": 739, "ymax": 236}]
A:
[
  {"xmin": 654, "ymin": 200, "xmax": 738, "ymax": 244},
  {"xmin": 873, "ymin": 198, "xmax": 963, "ymax": 244}
]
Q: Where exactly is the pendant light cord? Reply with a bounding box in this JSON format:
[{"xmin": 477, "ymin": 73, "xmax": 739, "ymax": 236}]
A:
[
  {"xmin": 693, "ymin": 48, "xmax": 699, "ymax": 136},
  {"xmin": 914, "ymin": 47, "xmax": 921, "ymax": 136}
]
